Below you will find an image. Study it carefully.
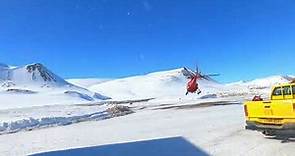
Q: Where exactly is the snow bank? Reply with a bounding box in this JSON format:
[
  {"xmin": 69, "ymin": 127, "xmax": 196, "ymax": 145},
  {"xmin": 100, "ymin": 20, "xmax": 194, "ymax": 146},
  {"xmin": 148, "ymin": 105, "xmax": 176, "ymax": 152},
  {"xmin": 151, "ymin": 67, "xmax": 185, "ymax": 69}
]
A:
[
  {"xmin": 0, "ymin": 105, "xmax": 133, "ymax": 135},
  {"xmin": 0, "ymin": 111, "xmax": 109, "ymax": 134}
]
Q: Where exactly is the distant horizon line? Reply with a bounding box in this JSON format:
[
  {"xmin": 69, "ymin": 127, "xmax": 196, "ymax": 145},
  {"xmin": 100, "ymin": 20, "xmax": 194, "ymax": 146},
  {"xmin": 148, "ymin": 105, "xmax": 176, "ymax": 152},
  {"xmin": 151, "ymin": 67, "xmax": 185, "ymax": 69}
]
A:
[{"xmin": 1, "ymin": 61, "xmax": 294, "ymax": 83}]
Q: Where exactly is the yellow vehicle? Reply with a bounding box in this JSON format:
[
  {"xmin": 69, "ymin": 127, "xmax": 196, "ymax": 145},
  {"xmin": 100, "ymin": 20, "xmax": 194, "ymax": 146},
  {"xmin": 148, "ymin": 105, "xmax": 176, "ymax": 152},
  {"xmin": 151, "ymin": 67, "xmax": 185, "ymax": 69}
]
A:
[{"xmin": 244, "ymin": 82, "xmax": 295, "ymax": 135}]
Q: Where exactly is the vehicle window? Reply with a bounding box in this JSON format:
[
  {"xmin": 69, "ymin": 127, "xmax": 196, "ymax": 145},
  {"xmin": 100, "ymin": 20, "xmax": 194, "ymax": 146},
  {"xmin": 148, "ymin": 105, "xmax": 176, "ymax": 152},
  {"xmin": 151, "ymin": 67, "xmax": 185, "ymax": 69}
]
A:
[
  {"xmin": 272, "ymin": 87, "xmax": 282, "ymax": 96},
  {"xmin": 293, "ymin": 86, "xmax": 295, "ymax": 94},
  {"xmin": 283, "ymin": 86, "xmax": 291, "ymax": 95}
]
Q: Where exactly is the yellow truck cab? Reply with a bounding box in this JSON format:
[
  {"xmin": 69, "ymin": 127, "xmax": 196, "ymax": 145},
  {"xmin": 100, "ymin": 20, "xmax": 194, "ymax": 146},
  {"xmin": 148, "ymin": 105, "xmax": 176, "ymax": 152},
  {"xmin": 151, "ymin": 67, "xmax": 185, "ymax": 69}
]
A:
[{"xmin": 244, "ymin": 83, "xmax": 295, "ymax": 135}]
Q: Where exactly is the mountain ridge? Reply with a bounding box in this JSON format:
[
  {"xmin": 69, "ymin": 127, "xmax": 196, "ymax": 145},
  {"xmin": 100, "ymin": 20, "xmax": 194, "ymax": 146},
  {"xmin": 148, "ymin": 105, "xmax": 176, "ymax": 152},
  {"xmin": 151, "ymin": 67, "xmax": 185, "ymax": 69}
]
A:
[{"xmin": 0, "ymin": 62, "xmax": 110, "ymax": 109}]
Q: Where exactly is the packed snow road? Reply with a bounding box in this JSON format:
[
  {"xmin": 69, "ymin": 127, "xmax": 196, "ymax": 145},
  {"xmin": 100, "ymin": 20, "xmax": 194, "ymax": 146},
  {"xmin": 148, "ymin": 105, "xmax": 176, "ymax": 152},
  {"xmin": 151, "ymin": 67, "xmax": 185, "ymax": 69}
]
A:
[{"xmin": 0, "ymin": 99, "xmax": 294, "ymax": 156}]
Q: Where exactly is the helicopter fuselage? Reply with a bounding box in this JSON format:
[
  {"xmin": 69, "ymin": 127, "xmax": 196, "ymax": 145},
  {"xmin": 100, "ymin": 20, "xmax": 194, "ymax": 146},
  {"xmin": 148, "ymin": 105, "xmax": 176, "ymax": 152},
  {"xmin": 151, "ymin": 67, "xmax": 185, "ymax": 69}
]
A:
[{"xmin": 186, "ymin": 76, "xmax": 200, "ymax": 93}]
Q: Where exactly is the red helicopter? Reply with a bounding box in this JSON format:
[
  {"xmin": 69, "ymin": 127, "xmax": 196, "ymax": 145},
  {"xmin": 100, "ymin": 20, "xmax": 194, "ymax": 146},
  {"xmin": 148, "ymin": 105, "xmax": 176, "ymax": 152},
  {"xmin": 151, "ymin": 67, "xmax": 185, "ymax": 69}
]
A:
[{"xmin": 182, "ymin": 67, "xmax": 219, "ymax": 95}]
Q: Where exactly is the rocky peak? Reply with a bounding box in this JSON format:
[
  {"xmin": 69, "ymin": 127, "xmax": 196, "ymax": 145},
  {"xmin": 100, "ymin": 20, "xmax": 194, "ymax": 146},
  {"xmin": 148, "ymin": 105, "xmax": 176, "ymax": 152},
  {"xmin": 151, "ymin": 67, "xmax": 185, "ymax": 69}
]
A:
[{"xmin": 26, "ymin": 63, "xmax": 57, "ymax": 82}]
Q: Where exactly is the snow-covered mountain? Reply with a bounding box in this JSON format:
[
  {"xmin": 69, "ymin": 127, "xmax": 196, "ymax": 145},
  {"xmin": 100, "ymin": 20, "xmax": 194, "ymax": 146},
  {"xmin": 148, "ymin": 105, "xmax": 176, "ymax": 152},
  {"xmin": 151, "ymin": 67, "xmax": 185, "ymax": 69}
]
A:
[
  {"xmin": 88, "ymin": 68, "xmax": 223, "ymax": 100},
  {"xmin": 86, "ymin": 68, "xmax": 294, "ymax": 100},
  {"xmin": 0, "ymin": 63, "xmax": 110, "ymax": 109},
  {"xmin": 2, "ymin": 63, "xmax": 293, "ymax": 108},
  {"xmin": 227, "ymin": 75, "xmax": 294, "ymax": 89},
  {"xmin": 67, "ymin": 78, "xmax": 111, "ymax": 88},
  {"xmin": 0, "ymin": 63, "xmax": 68, "ymax": 88}
]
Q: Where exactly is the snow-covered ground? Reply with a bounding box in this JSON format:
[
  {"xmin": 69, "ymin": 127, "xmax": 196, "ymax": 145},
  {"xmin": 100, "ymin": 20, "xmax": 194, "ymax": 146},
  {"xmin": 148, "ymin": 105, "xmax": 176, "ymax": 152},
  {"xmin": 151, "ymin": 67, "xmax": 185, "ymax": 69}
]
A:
[
  {"xmin": 1, "ymin": 98, "xmax": 294, "ymax": 156},
  {"xmin": 0, "ymin": 104, "xmax": 109, "ymax": 134},
  {"xmin": 1, "ymin": 63, "xmax": 295, "ymax": 156}
]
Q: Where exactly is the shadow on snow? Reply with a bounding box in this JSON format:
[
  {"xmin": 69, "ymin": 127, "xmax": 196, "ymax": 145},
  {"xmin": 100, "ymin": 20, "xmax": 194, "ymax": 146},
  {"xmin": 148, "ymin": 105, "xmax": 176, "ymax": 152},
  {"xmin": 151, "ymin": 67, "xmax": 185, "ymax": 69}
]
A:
[{"xmin": 31, "ymin": 137, "xmax": 209, "ymax": 156}]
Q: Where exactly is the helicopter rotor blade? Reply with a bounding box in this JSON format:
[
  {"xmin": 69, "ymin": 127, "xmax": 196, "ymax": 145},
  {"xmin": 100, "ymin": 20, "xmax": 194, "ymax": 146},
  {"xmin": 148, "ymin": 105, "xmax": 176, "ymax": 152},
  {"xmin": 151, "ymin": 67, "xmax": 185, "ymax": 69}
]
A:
[
  {"xmin": 200, "ymin": 75, "xmax": 214, "ymax": 81},
  {"xmin": 200, "ymin": 75, "xmax": 209, "ymax": 80},
  {"xmin": 182, "ymin": 67, "xmax": 196, "ymax": 79},
  {"xmin": 204, "ymin": 74, "xmax": 220, "ymax": 77},
  {"xmin": 200, "ymin": 74, "xmax": 220, "ymax": 82}
]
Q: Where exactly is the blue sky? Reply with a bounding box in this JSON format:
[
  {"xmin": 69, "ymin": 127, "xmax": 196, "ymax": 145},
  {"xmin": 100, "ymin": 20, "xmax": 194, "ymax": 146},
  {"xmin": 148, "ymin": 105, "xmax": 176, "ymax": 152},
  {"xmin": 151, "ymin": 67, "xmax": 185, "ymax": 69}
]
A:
[{"xmin": 1, "ymin": 0, "xmax": 295, "ymax": 83}]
